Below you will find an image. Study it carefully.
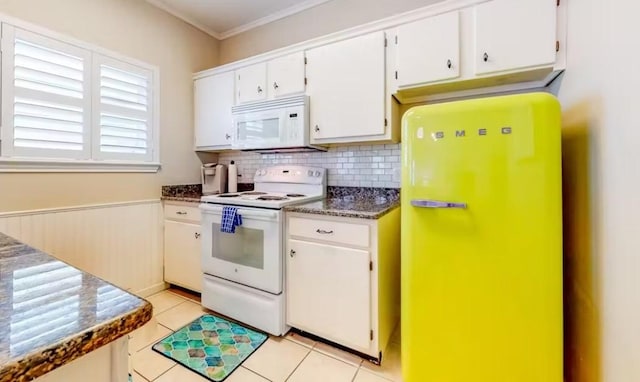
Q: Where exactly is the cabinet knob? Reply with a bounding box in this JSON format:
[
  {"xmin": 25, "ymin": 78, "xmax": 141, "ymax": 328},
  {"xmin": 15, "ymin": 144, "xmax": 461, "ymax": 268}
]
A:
[
  {"xmin": 273, "ymin": 82, "xmax": 279, "ymax": 90},
  {"xmin": 290, "ymin": 249, "xmax": 296, "ymax": 258},
  {"xmin": 195, "ymin": 232, "xmax": 201, "ymax": 239},
  {"xmin": 314, "ymin": 125, "xmax": 320, "ymax": 132},
  {"xmin": 176, "ymin": 211, "xmax": 187, "ymax": 215},
  {"xmin": 447, "ymin": 59, "xmax": 452, "ymax": 69},
  {"xmin": 257, "ymin": 86, "xmax": 263, "ymax": 93},
  {"xmin": 225, "ymin": 134, "xmax": 231, "ymax": 140},
  {"xmin": 483, "ymin": 52, "xmax": 489, "ymax": 62}
]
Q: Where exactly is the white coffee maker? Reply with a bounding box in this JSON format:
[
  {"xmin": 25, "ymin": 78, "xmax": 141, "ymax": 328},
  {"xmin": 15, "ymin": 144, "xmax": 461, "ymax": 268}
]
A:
[{"xmin": 201, "ymin": 163, "xmax": 227, "ymax": 195}]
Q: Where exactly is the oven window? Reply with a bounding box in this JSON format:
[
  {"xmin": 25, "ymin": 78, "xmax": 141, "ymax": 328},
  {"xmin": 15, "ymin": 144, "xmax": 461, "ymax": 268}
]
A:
[
  {"xmin": 211, "ymin": 223, "xmax": 265, "ymax": 269},
  {"xmin": 238, "ymin": 118, "xmax": 279, "ymax": 141}
]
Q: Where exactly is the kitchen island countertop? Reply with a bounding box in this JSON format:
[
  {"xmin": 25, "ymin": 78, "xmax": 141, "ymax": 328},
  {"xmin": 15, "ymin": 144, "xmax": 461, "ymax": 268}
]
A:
[{"xmin": 0, "ymin": 233, "xmax": 152, "ymax": 382}]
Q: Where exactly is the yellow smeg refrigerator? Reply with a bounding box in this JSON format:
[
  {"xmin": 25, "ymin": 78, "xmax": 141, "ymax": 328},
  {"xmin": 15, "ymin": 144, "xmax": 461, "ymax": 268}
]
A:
[{"xmin": 401, "ymin": 93, "xmax": 562, "ymax": 382}]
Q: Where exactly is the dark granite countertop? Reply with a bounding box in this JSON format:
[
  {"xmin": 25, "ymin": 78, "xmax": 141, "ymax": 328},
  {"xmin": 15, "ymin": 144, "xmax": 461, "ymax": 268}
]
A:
[
  {"xmin": 161, "ymin": 184, "xmax": 254, "ymax": 203},
  {"xmin": 0, "ymin": 233, "xmax": 152, "ymax": 382},
  {"xmin": 161, "ymin": 184, "xmax": 202, "ymax": 203},
  {"xmin": 284, "ymin": 187, "xmax": 401, "ymax": 220}
]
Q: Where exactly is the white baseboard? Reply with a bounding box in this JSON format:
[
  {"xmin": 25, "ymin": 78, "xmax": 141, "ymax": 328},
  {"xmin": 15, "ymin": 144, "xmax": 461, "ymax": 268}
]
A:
[{"xmin": 134, "ymin": 282, "xmax": 169, "ymax": 298}]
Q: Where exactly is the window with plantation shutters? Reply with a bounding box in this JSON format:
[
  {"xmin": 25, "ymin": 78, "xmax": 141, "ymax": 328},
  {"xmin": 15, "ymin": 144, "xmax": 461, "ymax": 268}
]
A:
[
  {"xmin": 0, "ymin": 22, "xmax": 159, "ymax": 171},
  {"xmin": 93, "ymin": 56, "xmax": 153, "ymax": 161},
  {"xmin": 1, "ymin": 26, "xmax": 91, "ymax": 159}
]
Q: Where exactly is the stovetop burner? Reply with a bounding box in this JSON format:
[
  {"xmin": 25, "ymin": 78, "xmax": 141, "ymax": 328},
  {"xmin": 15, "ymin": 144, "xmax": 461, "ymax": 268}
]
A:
[
  {"xmin": 217, "ymin": 193, "xmax": 241, "ymax": 198},
  {"xmin": 242, "ymin": 191, "xmax": 268, "ymax": 195},
  {"xmin": 257, "ymin": 196, "xmax": 289, "ymax": 201},
  {"xmin": 286, "ymin": 194, "xmax": 306, "ymax": 197}
]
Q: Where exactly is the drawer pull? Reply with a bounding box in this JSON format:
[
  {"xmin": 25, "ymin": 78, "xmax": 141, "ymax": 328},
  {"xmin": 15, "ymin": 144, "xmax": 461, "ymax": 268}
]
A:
[
  {"xmin": 316, "ymin": 229, "xmax": 334, "ymax": 235},
  {"xmin": 176, "ymin": 211, "xmax": 188, "ymax": 215}
]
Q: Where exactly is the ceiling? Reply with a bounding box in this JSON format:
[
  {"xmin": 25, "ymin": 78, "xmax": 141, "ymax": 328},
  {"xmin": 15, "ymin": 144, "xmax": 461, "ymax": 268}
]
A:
[{"xmin": 146, "ymin": 0, "xmax": 333, "ymax": 40}]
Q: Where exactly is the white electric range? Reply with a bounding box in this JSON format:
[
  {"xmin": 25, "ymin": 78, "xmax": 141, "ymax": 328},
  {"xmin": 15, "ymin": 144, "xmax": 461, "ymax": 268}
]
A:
[{"xmin": 199, "ymin": 165, "xmax": 326, "ymax": 335}]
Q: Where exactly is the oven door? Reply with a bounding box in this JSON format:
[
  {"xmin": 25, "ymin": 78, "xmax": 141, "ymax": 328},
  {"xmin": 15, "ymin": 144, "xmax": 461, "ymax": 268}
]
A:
[{"xmin": 200, "ymin": 203, "xmax": 283, "ymax": 294}]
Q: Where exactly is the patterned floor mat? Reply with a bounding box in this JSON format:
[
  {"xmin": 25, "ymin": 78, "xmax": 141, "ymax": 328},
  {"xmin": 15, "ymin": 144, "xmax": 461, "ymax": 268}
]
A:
[{"xmin": 152, "ymin": 314, "xmax": 268, "ymax": 382}]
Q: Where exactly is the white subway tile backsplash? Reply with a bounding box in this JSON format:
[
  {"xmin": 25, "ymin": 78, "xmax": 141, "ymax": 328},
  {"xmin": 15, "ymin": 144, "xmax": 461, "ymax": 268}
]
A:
[{"xmin": 217, "ymin": 143, "xmax": 401, "ymax": 188}]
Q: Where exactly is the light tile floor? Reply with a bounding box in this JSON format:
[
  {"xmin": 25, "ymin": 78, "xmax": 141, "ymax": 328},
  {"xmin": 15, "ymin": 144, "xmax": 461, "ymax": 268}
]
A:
[{"xmin": 130, "ymin": 289, "xmax": 402, "ymax": 382}]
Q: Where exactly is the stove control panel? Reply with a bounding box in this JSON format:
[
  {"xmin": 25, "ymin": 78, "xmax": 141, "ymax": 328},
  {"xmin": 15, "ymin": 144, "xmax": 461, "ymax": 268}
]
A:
[{"xmin": 254, "ymin": 165, "xmax": 326, "ymax": 184}]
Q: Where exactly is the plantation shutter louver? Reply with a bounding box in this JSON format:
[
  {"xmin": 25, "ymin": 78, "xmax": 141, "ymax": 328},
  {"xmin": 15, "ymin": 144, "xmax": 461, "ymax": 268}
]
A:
[
  {"xmin": 1, "ymin": 25, "xmax": 91, "ymax": 159},
  {"xmin": 93, "ymin": 55, "xmax": 153, "ymax": 161}
]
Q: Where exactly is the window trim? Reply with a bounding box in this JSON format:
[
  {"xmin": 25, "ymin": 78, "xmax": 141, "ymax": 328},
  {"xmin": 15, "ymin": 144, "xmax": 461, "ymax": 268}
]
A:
[{"xmin": 0, "ymin": 14, "xmax": 161, "ymax": 173}]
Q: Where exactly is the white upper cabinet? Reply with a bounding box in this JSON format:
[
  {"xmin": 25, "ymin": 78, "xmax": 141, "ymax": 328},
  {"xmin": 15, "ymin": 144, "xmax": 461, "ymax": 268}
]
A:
[
  {"xmin": 194, "ymin": 71, "xmax": 235, "ymax": 149},
  {"xmin": 474, "ymin": 0, "xmax": 557, "ymax": 75},
  {"xmin": 236, "ymin": 62, "xmax": 267, "ymax": 104},
  {"xmin": 194, "ymin": 0, "xmax": 564, "ymax": 147},
  {"xmin": 267, "ymin": 52, "xmax": 306, "ymax": 98},
  {"xmin": 396, "ymin": 11, "xmax": 461, "ymax": 88},
  {"xmin": 236, "ymin": 53, "xmax": 305, "ymax": 104},
  {"xmin": 306, "ymin": 31, "xmax": 386, "ymax": 143}
]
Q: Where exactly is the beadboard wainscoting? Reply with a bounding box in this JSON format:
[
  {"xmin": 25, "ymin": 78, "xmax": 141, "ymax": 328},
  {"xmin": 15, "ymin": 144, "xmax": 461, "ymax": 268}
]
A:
[
  {"xmin": 0, "ymin": 200, "xmax": 164, "ymax": 297},
  {"xmin": 218, "ymin": 143, "xmax": 401, "ymax": 188}
]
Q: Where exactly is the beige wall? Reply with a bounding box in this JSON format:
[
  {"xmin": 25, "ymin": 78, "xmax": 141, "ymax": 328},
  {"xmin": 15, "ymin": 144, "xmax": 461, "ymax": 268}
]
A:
[
  {"xmin": 218, "ymin": 0, "xmax": 443, "ymax": 64},
  {"xmin": 0, "ymin": 0, "xmax": 219, "ymax": 212}
]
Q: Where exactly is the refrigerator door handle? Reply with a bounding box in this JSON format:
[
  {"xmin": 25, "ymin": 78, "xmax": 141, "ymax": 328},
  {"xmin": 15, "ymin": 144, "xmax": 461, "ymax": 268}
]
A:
[{"xmin": 411, "ymin": 199, "xmax": 467, "ymax": 209}]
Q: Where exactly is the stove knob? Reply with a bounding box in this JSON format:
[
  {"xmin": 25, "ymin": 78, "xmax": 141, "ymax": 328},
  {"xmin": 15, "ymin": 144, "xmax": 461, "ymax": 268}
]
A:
[
  {"xmin": 307, "ymin": 170, "xmax": 314, "ymax": 176},
  {"xmin": 314, "ymin": 171, "xmax": 321, "ymax": 177}
]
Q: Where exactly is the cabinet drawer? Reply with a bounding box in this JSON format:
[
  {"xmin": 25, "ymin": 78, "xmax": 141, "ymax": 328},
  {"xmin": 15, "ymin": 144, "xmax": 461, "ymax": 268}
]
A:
[
  {"xmin": 289, "ymin": 217, "xmax": 370, "ymax": 247},
  {"xmin": 164, "ymin": 204, "xmax": 201, "ymax": 222}
]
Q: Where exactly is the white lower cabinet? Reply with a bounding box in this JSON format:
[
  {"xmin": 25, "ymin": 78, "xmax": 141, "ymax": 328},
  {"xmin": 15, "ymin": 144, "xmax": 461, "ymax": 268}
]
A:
[
  {"xmin": 287, "ymin": 239, "xmax": 372, "ymax": 350},
  {"xmin": 163, "ymin": 202, "xmax": 202, "ymax": 292},
  {"xmin": 286, "ymin": 210, "xmax": 400, "ymax": 360}
]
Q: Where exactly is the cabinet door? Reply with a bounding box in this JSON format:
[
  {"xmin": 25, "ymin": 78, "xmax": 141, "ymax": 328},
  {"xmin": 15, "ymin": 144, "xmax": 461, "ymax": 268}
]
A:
[
  {"xmin": 164, "ymin": 220, "xmax": 202, "ymax": 292},
  {"xmin": 396, "ymin": 11, "xmax": 460, "ymax": 87},
  {"xmin": 287, "ymin": 239, "xmax": 371, "ymax": 351},
  {"xmin": 267, "ymin": 52, "xmax": 305, "ymax": 98},
  {"xmin": 236, "ymin": 63, "xmax": 267, "ymax": 104},
  {"xmin": 194, "ymin": 72, "xmax": 235, "ymax": 149},
  {"xmin": 306, "ymin": 31, "xmax": 386, "ymax": 141},
  {"xmin": 474, "ymin": 0, "xmax": 557, "ymax": 75}
]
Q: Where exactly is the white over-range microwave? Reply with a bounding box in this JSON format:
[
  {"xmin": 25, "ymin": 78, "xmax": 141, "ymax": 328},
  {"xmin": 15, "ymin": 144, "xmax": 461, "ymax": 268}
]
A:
[{"xmin": 231, "ymin": 95, "xmax": 326, "ymax": 153}]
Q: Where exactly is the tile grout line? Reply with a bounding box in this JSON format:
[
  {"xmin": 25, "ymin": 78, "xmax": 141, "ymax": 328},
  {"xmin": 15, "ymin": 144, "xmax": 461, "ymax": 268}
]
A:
[
  {"xmin": 131, "ymin": 371, "xmax": 151, "ymax": 382},
  {"xmin": 150, "ymin": 364, "xmax": 177, "ymax": 381},
  {"xmin": 239, "ymin": 366, "xmax": 274, "ymax": 382},
  {"xmin": 283, "ymin": 348, "xmax": 313, "ymax": 382},
  {"xmin": 158, "ymin": 322, "xmax": 175, "ymax": 333}
]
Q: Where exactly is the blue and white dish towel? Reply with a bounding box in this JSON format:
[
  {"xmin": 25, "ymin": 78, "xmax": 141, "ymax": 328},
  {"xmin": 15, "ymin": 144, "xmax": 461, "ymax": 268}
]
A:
[{"xmin": 220, "ymin": 206, "xmax": 243, "ymax": 233}]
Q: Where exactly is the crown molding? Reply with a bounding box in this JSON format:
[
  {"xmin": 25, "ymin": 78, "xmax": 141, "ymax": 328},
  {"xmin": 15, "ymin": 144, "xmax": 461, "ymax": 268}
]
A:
[
  {"xmin": 146, "ymin": 0, "xmax": 332, "ymax": 40},
  {"xmin": 145, "ymin": 0, "xmax": 223, "ymax": 39},
  {"xmin": 218, "ymin": 0, "xmax": 332, "ymax": 39}
]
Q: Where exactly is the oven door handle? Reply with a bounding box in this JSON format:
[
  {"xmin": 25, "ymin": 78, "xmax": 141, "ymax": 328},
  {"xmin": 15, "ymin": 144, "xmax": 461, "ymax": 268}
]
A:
[
  {"xmin": 199, "ymin": 204, "xmax": 279, "ymax": 219},
  {"xmin": 235, "ymin": 208, "xmax": 279, "ymax": 219}
]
